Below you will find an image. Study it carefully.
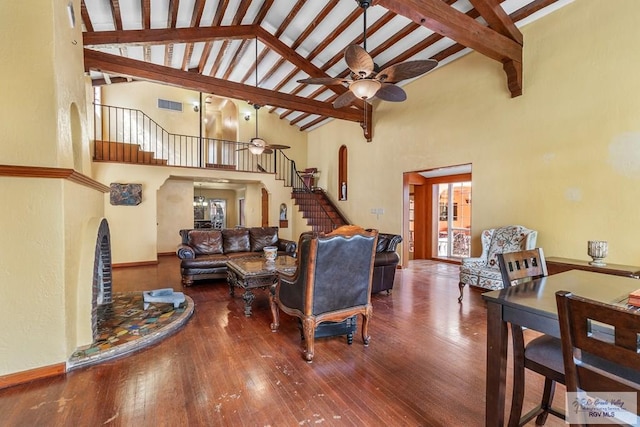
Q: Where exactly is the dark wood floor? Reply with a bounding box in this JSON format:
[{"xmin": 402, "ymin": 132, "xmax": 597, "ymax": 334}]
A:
[{"xmin": 0, "ymin": 257, "xmax": 566, "ymax": 426}]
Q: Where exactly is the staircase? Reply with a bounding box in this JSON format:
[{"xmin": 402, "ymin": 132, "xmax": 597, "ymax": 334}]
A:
[
  {"xmin": 292, "ymin": 189, "xmax": 349, "ymax": 233},
  {"xmin": 94, "ymin": 141, "xmax": 168, "ymax": 165}
]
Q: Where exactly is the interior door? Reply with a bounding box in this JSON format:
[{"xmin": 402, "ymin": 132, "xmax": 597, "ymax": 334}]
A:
[{"xmin": 261, "ymin": 188, "xmax": 269, "ymax": 227}]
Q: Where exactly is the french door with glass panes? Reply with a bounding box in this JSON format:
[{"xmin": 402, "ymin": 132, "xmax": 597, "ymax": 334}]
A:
[{"xmin": 435, "ymin": 181, "xmax": 471, "ymax": 259}]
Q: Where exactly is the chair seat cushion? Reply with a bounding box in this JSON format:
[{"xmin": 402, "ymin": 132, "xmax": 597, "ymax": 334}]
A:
[{"xmin": 525, "ymin": 335, "xmax": 564, "ymax": 376}]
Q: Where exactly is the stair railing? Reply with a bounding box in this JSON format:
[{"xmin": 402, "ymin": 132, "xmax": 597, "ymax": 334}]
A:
[{"xmin": 274, "ymin": 150, "xmax": 348, "ymax": 231}]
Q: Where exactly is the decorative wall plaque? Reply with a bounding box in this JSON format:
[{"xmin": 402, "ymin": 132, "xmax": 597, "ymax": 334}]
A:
[{"xmin": 110, "ymin": 183, "xmax": 142, "ymax": 206}]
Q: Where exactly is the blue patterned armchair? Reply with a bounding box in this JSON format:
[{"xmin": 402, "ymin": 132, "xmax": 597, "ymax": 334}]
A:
[{"xmin": 458, "ymin": 225, "xmax": 537, "ymax": 302}]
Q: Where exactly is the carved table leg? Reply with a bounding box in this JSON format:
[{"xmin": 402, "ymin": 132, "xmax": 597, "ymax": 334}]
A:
[
  {"xmin": 227, "ymin": 270, "xmax": 236, "ymax": 297},
  {"xmin": 269, "ymin": 284, "xmax": 280, "ymax": 331},
  {"xmin": 242, "ymin": 290, "xmax": 255, "ymax": 317}
]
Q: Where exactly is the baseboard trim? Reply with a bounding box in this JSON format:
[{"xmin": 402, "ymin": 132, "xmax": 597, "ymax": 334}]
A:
[
  {"xmin": 0, "ymin": 363, "xmax": 66, "ymax": 390},
  {"xmin": 112, "ymin": 260, "xmax": 158, "ymax": 268},
  {"xmin": 157, "ymin": 252, "xmax": 176, "ymax": 257}
]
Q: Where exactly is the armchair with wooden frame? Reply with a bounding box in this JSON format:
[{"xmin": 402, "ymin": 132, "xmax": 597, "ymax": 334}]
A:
[
  {"xmin": 270, "ymin": 226, "xmax": 378, "ymax": 362},
  {"xmin": 498, "ymin": 248, "xmax": 566, "ymax": 426}
]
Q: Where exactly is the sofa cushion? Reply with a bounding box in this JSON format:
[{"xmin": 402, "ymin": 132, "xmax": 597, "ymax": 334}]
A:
[
  {"xmin": 188, "ymin": 230, "xmax": 224, "ymax": 255},
  {"xmin": 250, "ymin": 227, "xmax": 279, "ymax": 252},
  {"xmin": 486, "ymin": 225, "xmax": 528, "ymax": 268},
  {"xmin": 181, "ymin": 254, "xmax": 229, "ymax": 269},
  {"xmin": 222, "ymin": 228, "xmax": 251, "ymax": 253}
]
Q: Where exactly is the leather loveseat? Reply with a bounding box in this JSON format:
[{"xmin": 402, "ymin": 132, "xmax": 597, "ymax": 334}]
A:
[
  {"xmin": 176, "ymin": 227, "xmax": 297, "ymax": 286},
  {"xmin": 368, "ymin": 231, "xmax": 403, "ymax": 294}
]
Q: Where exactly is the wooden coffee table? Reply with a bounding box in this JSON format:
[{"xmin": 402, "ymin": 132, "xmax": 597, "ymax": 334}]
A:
[{"xmin": 227, "ymin": 256, "xmax": 297, "ymax": 317}]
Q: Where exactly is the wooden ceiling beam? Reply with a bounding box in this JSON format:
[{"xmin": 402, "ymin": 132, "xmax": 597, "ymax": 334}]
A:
[
  {"xmin": 196, "ymin": 0, "xmax": 229, "ymax": 73},
  {"xmin": 300, "ymin": 116, "xmax": 331, "ymax": 132},
  {"xmin": 255, "ymin": 27, "xmax": 348, "ymax": 96},
  {"xmin": 109, "ymin": 0, "xmax": 123, "ymax": 31},
  {"xmin": 376, "ymin": 0, "xmax": 523, "ymax": 97},
  {"xmin": 141, "ymin": 0, "xmax": 151, "ymax": 29},
  {"xmin": 84, "ymin": 49, "xmax": 362, "ymax": 123},
  {"xmin": 468, "ymin": 0, "xmax": 523, "ymax": 44},
  {"xmin": 83, "ymin": 25, "xmax": 257, "ymax": 47},
  {"xmin": 80, "ymin": 0, "xmax": 93, "ymax": 32}
]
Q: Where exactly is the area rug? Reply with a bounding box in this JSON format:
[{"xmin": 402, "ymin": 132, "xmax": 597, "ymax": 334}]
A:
[{"xmin": 67, "ymin": 292, "xmax": 194, "ymax": 370}]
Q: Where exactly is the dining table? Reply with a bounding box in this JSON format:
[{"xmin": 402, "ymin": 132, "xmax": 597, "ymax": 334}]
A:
[{"xmin": 482, "ymin": 269, "xmax": 640, "ymax": 426}]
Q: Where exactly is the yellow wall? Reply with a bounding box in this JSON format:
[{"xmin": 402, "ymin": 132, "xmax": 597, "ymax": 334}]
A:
[
  {"xmin": 0, "ymin": 0, "xmax": 105, "ymax": 375},
  {"xmin": 157, "ymin": 179, "xmax": 194, "ymax": 254},
  {"xmin": 308, "ymin": 0, "xmax": 640, "ymax": 264},
  {"xmin": 93, "ymin": 162, "xmax": 303, "ymax": 264},
  {"xmin": 102, "ymin": 82, "xmax": 202, "ymax": 137}
]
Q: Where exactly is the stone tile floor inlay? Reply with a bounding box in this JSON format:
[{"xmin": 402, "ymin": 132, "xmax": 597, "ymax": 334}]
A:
[{"xmin": 67, "ymin": 292, "xmax": 194, "ymax": 370}]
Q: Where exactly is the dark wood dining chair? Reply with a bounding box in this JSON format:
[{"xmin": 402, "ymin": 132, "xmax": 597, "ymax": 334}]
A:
[
  {"xmin": 556, "ymin": 290, "xmax": 640, "ymax": 427},
  {"xmin": 497, "ymin": 248, "xmax": 566, "ymax": 426}
]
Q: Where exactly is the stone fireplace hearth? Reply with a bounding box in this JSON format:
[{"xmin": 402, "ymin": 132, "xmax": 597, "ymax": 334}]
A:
[{"xmin": 67, "ymin": 218, "xmax": 194, "ymax": 370}]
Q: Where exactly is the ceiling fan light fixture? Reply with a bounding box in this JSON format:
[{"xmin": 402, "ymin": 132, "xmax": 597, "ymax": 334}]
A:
[
  {"xmin": 350, "ymin": 79, "xmax": 381, "ymax": 100},
  {"xmin": 249, "ymin": 138, "xmax": 266, "ymax": 155}
]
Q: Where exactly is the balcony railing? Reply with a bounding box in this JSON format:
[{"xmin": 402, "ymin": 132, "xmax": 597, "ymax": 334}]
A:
[
  {"xmin": 93, "ymin": 103, "xmax": 345, "ymax": 230},
  {"xmin": 94, "ymin": 104, "xmax": 288, "ymax": 173}
]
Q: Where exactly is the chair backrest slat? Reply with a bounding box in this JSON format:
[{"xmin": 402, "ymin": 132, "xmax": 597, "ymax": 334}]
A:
[{"xmin": 497, "ymin": 248, "xmax": 548, "ymax": 286}]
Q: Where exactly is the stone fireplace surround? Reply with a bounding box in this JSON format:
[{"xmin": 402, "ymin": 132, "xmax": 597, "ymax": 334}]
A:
[
  {"xmin": 66, "ymin": 218, "xmax": 194, "ymax": 370},
  {"xmin": 92, "ymin": 218, "xmax": 112, "ymax": 340}
]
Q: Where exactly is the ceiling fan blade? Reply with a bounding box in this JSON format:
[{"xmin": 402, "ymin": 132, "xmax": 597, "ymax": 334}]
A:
[
  {"xmin": 376, "ymin": 59, "xmax": 438, "ymax": 83},
  {"xmin": 262, "ymin": 148, "xmax": 274, "ymax": 155},
  {"xmin": 297, "ymin": 77, "xmax": 350, "ymax": 85},
  {"xmin": 344, "ymin": 45, "xmax": 374, "ymax": 78},
  {"xmin": 375, "ymin": 83, "xmax": 407, "ymax": 102},
  {"xmin": 264, "ymin": 144, "xmax": 291, "ymax": 150},
  {"xmin": 332, "ymin": 90, "xmax": 358, "ymax": 109}
]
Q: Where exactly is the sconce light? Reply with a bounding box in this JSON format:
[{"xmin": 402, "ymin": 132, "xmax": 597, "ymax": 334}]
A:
[
  {"xmin": 193, "ymin": 102, "xmax": 200, "ymax": 113},
  {"xmin": 244, "ymin": 112, "xmax": 251, "ymax": 121},
  {"xmin": 67, "ymin": 2, "xmax": 76, "ymax": 28}
]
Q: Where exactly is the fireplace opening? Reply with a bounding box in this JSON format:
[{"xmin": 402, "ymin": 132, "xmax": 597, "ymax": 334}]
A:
[{"xmin": 92, "ymin": 218, "xmax": 112, "ymax": 340}]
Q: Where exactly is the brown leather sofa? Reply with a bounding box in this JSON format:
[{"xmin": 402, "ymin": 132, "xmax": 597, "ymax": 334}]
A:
[
  {"xmin": 369, "ymin": 232, "xmax": 403, "ymax": 294},
  {"xmin": 176, "ymin": 227, "xmax": 297, "ymax": 286}
]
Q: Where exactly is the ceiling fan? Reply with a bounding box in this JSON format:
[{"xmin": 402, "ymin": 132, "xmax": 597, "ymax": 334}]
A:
[
  {"xmin": 297, "ymin": 0, "xmax": 438, "ymax": 109},
  {"xmin": 239, "ymin": 39, "xmax": 290, "ymax": 155},
  {"xmin": 237, "ymin": 104, "xmax": 291, "ymax": 155}
]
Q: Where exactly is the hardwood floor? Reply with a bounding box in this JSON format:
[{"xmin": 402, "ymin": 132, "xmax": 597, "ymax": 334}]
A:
[{"xmin": 0, "ymin": 257, "xmax": 566, "ymax": 426}]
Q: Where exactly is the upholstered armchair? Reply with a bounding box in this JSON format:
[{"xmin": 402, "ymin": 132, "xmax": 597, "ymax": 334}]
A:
[
  {"xmin": 458, "ymin": 225, "xmax": 537, "ymax": 302},
  {"xmin": 270, "ymin": 226, "xmax": 378, "ymax": 362}
]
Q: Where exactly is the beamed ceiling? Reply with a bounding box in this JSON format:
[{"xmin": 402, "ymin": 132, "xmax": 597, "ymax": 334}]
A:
[{"xmin": 82, "ymin": 0, "xmax": 572, "ymax": 140}]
